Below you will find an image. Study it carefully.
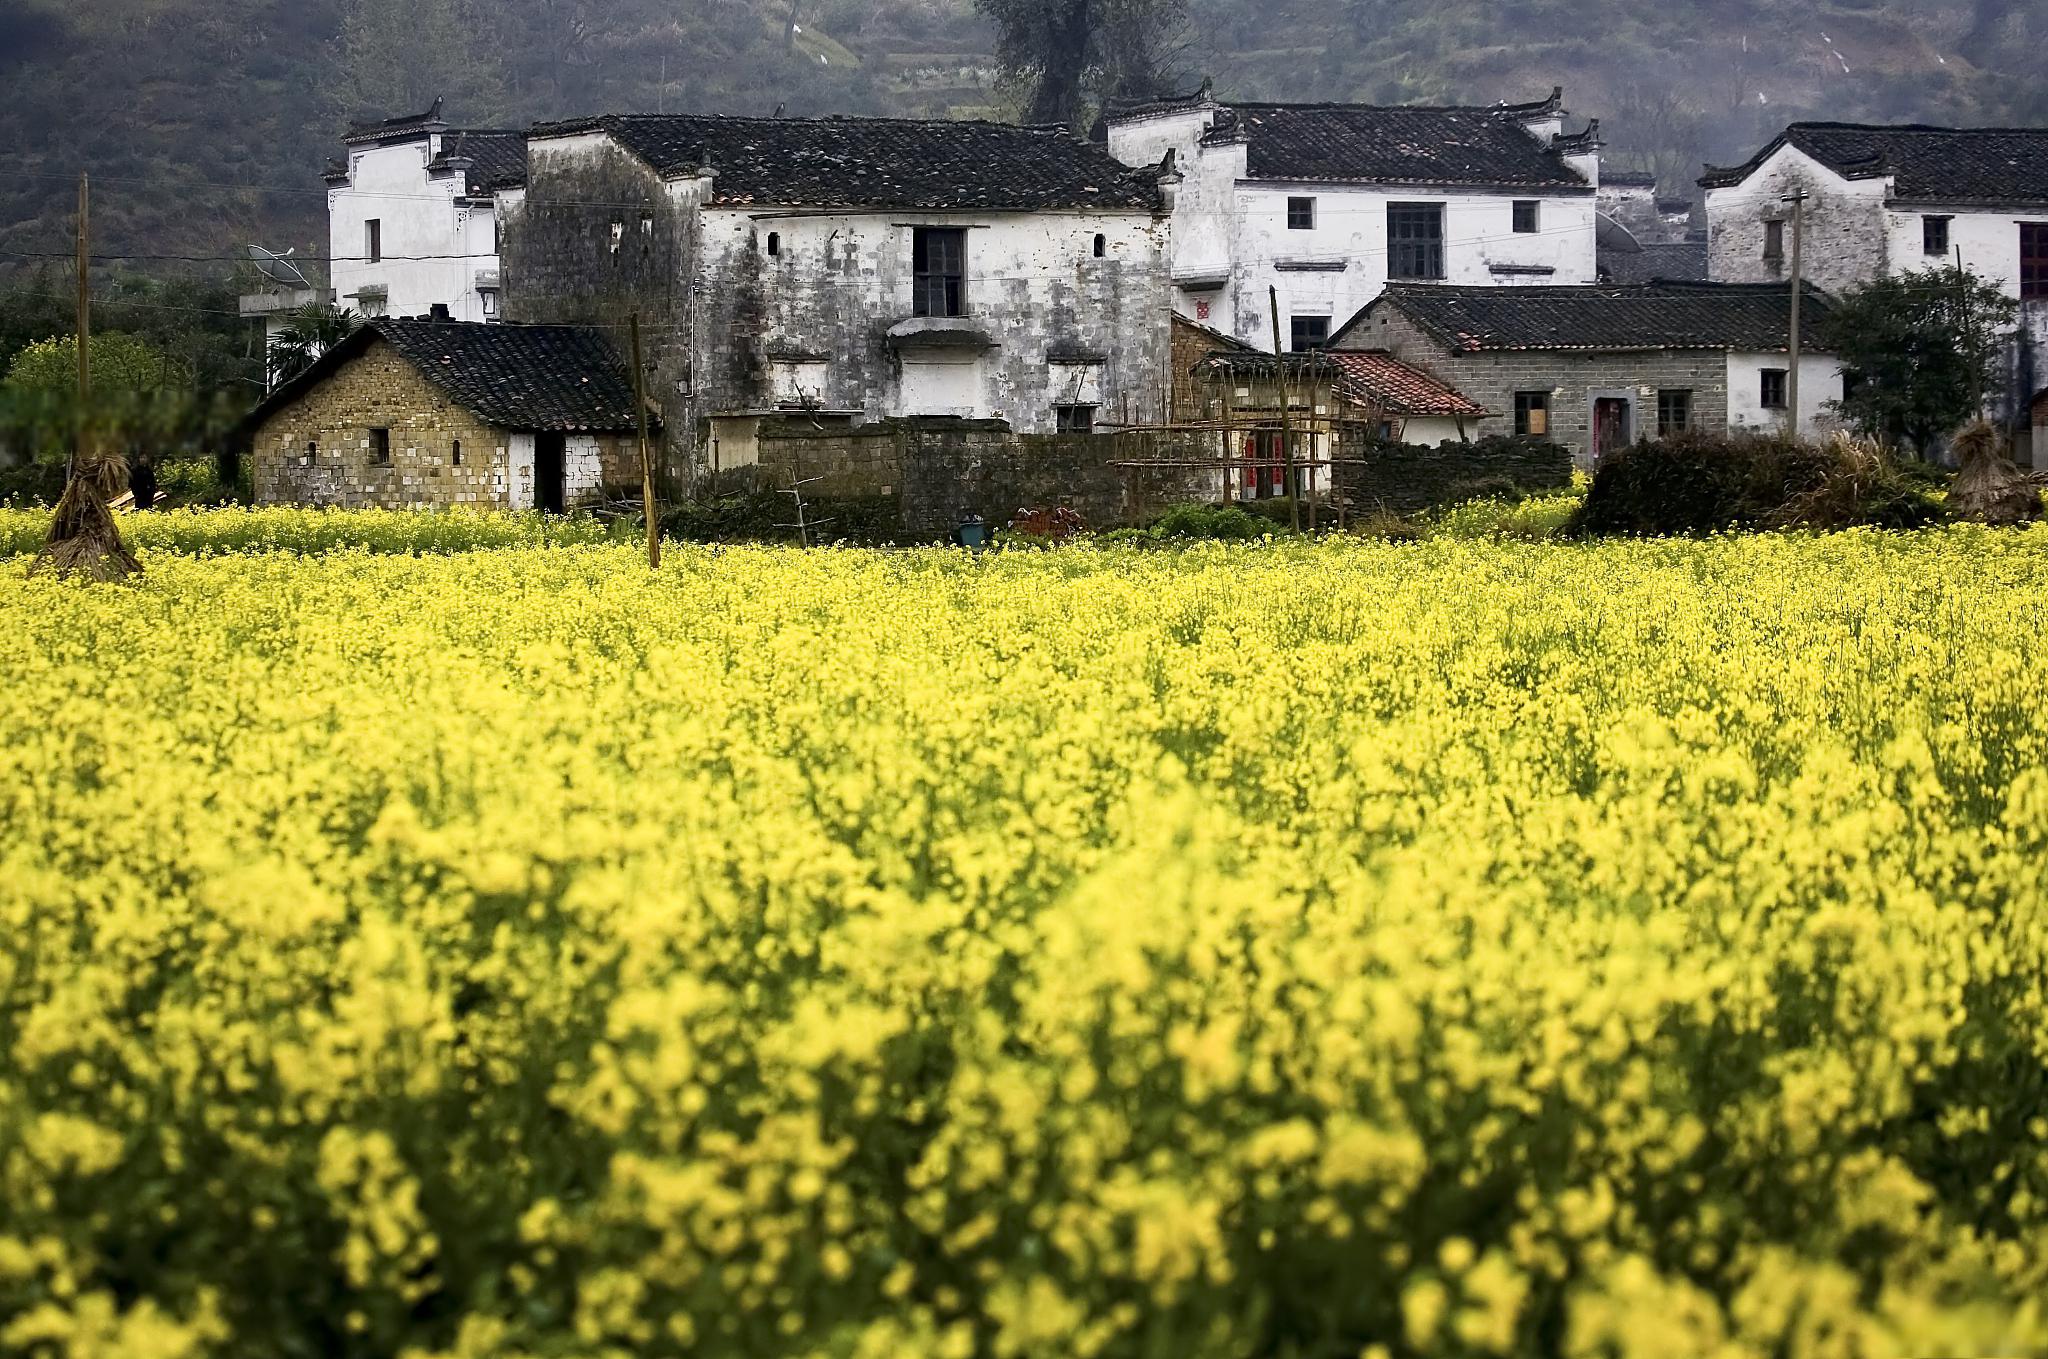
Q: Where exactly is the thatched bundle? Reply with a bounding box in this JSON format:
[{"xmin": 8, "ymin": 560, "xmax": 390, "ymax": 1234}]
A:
[
  {"xmin": 1948, "ymin": 421, "xmax": 2047, "ymax": 526},
  {"xmin": 31, "ymin": 453, "xmax": 142, "ymax": 581}
]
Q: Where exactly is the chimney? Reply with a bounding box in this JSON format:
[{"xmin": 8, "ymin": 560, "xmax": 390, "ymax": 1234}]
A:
[{"xmin": 429, "ymin": 303, "xmax": 451, "ymax": 321}]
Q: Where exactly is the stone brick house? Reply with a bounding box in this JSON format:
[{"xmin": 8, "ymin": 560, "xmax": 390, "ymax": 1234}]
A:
[
  {"xmin": 240, "ymin": 317, "xmax": 644, "ymax": 510},
  {"xmin": 499, "ymin": 112, "xmax": 1175, "ymax": 489},
  {"xmin": 1702, "ymin": 123, "xmax": 2048, "ymax": 459},
  {"xmin": 1102, "ymin": 87, "xmax": 1603, "ymax": 353},
  {"xmin": 1330, "ymin": 281, "xmax": 1842, "ymax": 465}
]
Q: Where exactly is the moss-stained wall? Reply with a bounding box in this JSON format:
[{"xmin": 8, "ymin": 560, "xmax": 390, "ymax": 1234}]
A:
[{"xmin": 249, "ymin": 338, "xmax": 635, "ymax": 509}]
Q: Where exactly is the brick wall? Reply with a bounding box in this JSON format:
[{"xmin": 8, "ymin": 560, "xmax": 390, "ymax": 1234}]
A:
[
  {"xmin": 250, "ymin": 338, "xmax": 637, "ymax": 509},
  {"xmin": 1350, "ymin": 305, "xmax": 1732, "ymax": 466}
]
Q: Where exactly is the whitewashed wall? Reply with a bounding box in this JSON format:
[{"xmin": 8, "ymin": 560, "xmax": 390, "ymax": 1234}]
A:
[
  {"xmin": 1108, "ymin": 105, "xmax": 1600, "ymax": 352},
  {"xmin": 697, "ymin": 205, "xmax": 1172, "ymax": 430},
  {"xmin": 1726, "ymin": 352, "xmax": 1845, "ymax": 439},
  {"xmin": 329, "ymin": 136, "xmax": 501, "ymax": 323}
]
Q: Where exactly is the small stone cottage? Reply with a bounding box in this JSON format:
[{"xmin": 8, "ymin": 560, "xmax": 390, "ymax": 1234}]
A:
[{"xmin": 241, "ymin": 317, "xmax": 644, "ymax": 511}]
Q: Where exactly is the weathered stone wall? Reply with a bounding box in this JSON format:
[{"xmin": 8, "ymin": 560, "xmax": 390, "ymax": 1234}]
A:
[
  {"xmin": 753, "ymin": 419, "xmax": 1218, "ymax": 539},
  {"xmin": 1704, "ymin": 148, "xmax": 1891, "ymax": 295},
  {"xmin": 500, "ymin": 137, "xmax": 706, "ymax": 491},
  {"xmin": 250, "ymin": 339, "xmax": 636, "ymax": 509},
  {"xmin": 1332, "ymin": 432, "xmax": 1573, "ymax": 514}
]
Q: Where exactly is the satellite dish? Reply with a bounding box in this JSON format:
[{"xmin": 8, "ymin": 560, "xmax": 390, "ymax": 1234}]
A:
[{"xmin": 248, "ymin": 244, "xmax": 312, "ymax": 291}]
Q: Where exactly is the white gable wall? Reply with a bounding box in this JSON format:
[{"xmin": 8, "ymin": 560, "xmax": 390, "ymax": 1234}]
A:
[
  {"xmin": 1726, "ymin": 352, "xmax": 1847, "ymax": 439},
  {"xmin": 330, "ymin": 136, "xmax": 501, "ymax": 323}
]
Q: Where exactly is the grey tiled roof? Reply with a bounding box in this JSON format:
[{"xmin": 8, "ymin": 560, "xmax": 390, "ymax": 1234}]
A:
[
  {"xmin": 242, "ymin": 319, "xmax": 640, "ymax": 437},
  {"xmin": 431, "ymin": 130, "xmax": 529, "ymax": 195},
  {"xmin": 1361, "ymin": 281, "xmax": 1832, "ymax": 353},
  {"xmin": 1598, "ymin": 240, "xmax": 1710, "ymax": 284},
  {"xmin": 1701, "ymin": 123, "xmax": 2048, "ymax": 204},
  {"xmin": 532, "ymin": 113, "xmax": 1161, "ymax": 210},
  {"xmin": 1202, "ymin": 102, "xmax": 1593, "ymax": 190}
]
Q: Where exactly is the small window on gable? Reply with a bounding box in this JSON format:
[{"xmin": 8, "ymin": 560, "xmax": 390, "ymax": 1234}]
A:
[
  {"xmin": 1924, "ymin": 215, "xmax": 1951, "ymax": 257},
  {"xmin": 1763, "ymin": 219, "xmax": 1785, "ymax": 261},
  {"xmin": 640, "ymin": 211, "xmax": 654, "ymax": 235},
  {"xmin": 365, "ymin": 218, "xmax": 382, "ymax": 263},
  {"xmin": 609, "ymin": 219, "xmax": 624, "ymax": 256},
  {"xmin": 304, "ymin": 439, "xmax": 317, "ymax": 466},
  {"xmin": 767, "ymin": 231, "xmax": 780, "ymax": 257},
  {"xmin": 1092, "ymin": 233, "xmax": 1106, "ymax": 257},
  {"xmin": 368, "ymin": 427, "xmax": 391, "ymax": 465},
  {"xmin": 1513, "ymin": 200, "xmax": 1539, "ymax": 234},
  {"xmin": 1287, "ymin": 196, "xmax": 1315, "ymax": 230},
  {"xmin": 451, "ymin": 439, "xmax": 463, "ymax": 467}
]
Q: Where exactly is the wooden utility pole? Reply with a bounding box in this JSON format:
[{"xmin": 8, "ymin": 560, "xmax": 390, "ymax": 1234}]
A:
[
  {"xmin": 1783, "ymin": 189, "xmax": 1807, "ymax": 436},
  {"xmin": 1268, "ymin": 285, "xmax": 1299, "ymax": 533},
  {"xmin": 628, "ymin": 312, "xmax": 660, "ymax": 569},
  {"xmin": 74, "ymin": 173, "xmax": 90, "ymax": 477}
]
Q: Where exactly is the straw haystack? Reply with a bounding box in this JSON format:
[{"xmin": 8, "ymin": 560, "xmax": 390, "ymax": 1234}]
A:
[
  {"xmin": 31, "ymin": 453, "xmax": 142, "ymax": 580},
  {"xmin": 1947, "ymin": 422, "xmax": 2047, "ymax": 526}
]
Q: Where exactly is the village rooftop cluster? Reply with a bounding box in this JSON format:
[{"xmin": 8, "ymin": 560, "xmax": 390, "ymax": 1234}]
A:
[{"xmin": 236, "ymin": 90, "xmax": 2048, "ymax": 514}]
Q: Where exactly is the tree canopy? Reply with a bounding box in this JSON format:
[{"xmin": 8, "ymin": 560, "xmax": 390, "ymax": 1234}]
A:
[{"xmin": 1821, "ymin": 267, "xmax": 2020, "ymax": 452}]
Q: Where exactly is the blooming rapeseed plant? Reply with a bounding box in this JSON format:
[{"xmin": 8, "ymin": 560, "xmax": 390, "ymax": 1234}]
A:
[{"xmin": 2, "ymin": 517, "xmax": 2048, "ymax": 1357}]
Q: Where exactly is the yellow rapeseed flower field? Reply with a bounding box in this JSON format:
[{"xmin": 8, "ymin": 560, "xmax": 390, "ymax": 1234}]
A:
[{"xmin": 3, "ymin": 520, "xmax": 2048, "ymax": 1358}]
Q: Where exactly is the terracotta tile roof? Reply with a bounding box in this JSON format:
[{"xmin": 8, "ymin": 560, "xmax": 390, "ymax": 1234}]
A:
[
  {"xmin": 531, "ymin": 113, "xmax": 1161, "ymax": 211},
  {"xmin": 1363, "ymin": 281, "xmax": 1833, "ymax": 353},
  {"xmin": 1701, "ymin": 123, "xmax": 2048, "ymax": 204},
  {"xmin": 1324, "ymin": 350, "xmax": 1488, "ymax": 417}
]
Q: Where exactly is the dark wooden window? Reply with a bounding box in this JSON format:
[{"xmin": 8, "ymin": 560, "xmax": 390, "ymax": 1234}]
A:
[
  {"xmin": 2022, "ymin": 223, "xmax": 2048, "ymax": 300},
  {"xmin": 912, "ymin": 227, "xmax": 966, "ymax": 317},
  {"xmin": 1763, "ymin": 219, "xmax": 1784, "ymax": 261},
  {"xmin": 1760, "ymin": 368, "xmax": 1788, "ymax": 410},
  {"xmin": 1289, "ymin": 315, "xmax": 1329, "ymax": 351},
  {"xmin": 1054, "ymin": 404, "xmax": 1097, "ymax": 433},
  {"xmin": 1287, "ymin": 196, "xmax": 1316, "ymax": 230},
  {"xmin": 368, "ymin": 427, "xmax": 391, "ymax": 465},
  {"xmin": 365, "ymin": 219, "xmax": 381, "ymax": 263},
  {"xmin": 1923, "ymin": 215, "xmax": 1951, "ymax": 257},
  {"xmin": 1514, "ymin": 391, "xmax": 1550, "ymax": 437},
  {"xmin": 1388, "ymin": 203, "xmax": 1445, "ymax": 279},
  {"xmin": 1513, "ymin": 200, "xmax": 1539, "ymax": 234},
  {"xmin": 1657, "ymin": 389, "xmax": 1692, "ymax": 435}
]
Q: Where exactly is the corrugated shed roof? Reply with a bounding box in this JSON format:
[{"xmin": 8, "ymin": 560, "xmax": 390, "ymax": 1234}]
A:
[{"xmin": 531, "ymin": 113, "xmax": 1161, "ymax": 211}]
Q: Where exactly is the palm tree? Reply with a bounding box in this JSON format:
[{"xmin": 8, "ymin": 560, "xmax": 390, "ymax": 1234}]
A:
[{"xmin": 265, "ymin": 304, "xmax": 363, "ymax": 388}]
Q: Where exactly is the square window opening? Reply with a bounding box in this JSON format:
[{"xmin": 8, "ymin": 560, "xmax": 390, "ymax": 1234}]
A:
[
  {"xmin": 1388, "ymin": 203, "xmax": 1445, "ymax": 280},
  {"xmin": 1924, "ymin": 215, "xmax": 1952, "ymax": 257},
  {"xmin": 1289, "ymin": 314, "xmax": 1330, "ymax": 351},
  {"xmin": 1513, "ymin": 200, "xmax": 1540, "ymax": 234},
  {"xmin": 912, "ymin": 226, "xmax": 966, "ymax": 318},
  {"xmin": 1287, "ymin": 196, "xmax": 1316, "ymax": 230},
  {"xmin": 1657, "ymin": 389, "xmax": 1692, "ymax": 436},
  {"xmin": 1054, "ymin": 404, "xmax": 1097, "ymax": 433},
  {"xmin": 1514, "ymin": 390, "xmax": 1550, "ymax": 437}
]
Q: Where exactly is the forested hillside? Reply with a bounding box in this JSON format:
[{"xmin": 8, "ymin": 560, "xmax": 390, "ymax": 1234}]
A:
[{"xmin": 0, "ymin": 0, "xmax": 2044, "ymax": 273}]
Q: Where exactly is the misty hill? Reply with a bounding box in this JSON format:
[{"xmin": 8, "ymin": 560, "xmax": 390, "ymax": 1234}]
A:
[{"xmin": 1, "ymin": 0, "xmax": 2043, "ymax": 277}]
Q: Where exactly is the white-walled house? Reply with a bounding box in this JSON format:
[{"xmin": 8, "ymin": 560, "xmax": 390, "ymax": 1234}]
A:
[
  {"xmin": 325, "ymin": 100, "xmax": 527, "ymax": 324},
  {"xmin": 1702, "ymin": 123, "xmax": 2048, "ymax": 458},
  {"xmin": 501, "ymin": 113, "xmax": 1175, "ymax": 482},
  {"xmin": 1101, "ymin": 87, "xmax": 1602, "ymax": 353}
]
